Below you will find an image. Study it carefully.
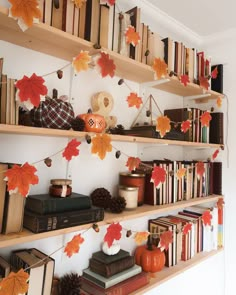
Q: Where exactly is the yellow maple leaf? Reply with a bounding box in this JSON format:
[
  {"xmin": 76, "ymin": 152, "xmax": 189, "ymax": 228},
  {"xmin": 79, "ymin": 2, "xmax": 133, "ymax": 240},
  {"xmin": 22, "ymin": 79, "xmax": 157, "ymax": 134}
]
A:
[
  {"xmin": 73, "ymin": 0, "xmax": 87, "ymax": 8},
  {"xmin": 152, "ymin": 58, "xmax": 168, "ymax": 79},
  {"xmin": 125, "ymin": 25, "xmax": 140, "ymax": 46},
  {"xmin": 9, "ymin": 0, "xmax": 41, "ymax": 27},
  {"xmin": 176, "ymin": 167, "xmax": 186, "ymax": 179},
  {"xmin": 91, "ymin": 134, "xmax": 112, "ymax": 160},
  {"xmin": 72, "ymin": 51, "xmax": 91, "ymax": 73},
  {"xmin": 0, "ymin": 269, "xmax": 29, "ymax": 295},
  {"xmin": 134, "ymin": 232, "xmax": 149, "ymax": 245},
  {"xmin": 216, "ymin": 96, "xmax": 222, "ymax": 108},
  {"xmin": 156, "ymin": 115, "xmax": 171, "ymax": 138}
]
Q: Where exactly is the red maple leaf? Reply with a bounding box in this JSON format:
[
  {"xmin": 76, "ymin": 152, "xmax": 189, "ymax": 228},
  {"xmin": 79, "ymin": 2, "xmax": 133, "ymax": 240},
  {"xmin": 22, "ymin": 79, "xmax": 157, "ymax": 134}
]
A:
[
  {"xmin": 62, "ymin": 139, "xmax": 81, "ymax": 161},
  {"xmin": 127, "ymin": 92, "xmax": 143, "ymax": 109},
  {"xmin": 200, "ymin": 111, "xmax": 212, "ymax": 127},
  {"xmin": 101, "ymin": 0, "xmax": 116, "ymax": 5},
  {"xmin": 104, "ymin": 223, "xmax": 122, "ymax": 247},
  {"xmin": 126, "ymin": 157, "xmax": 141, "ymax": 171},
  {"xmin": 196, "ymin": 161, "xmax": 205, "ymax": 178},
  {"xmin": 15, "ymin": 73, "xmax": 48, "ymax": 108},
  {"xmin": 64, "ymin": 234, "xmax": 84, "ymax": 257},
  {"xmin": 151, "ymin": 166, "xmax": 166, "ymax": 188},
  {"xmin": 5, "ymin": 162, "xmax": 39, "ymax": 197},
  {"xmin": 182, "ymin": 223, "xmax": 192, "ymax": 235},
  {"xmin": 211, "ymin": 66, "xmax": 218, "ymax": 79},
  {"xmin": 125, "ymin": 26, "xmax": 140, "ymax": 46},
  {"xmin": 212, "ymin": 149, "xmax": 219, "ymax": 161},
  {"xmin": 180, "ymin": 74, "xmax": 190, "ymax": 86},
  {"xmin": 199, "ymin": 76, "xmax": 210, "ymax": 90},
  {"xmin": 181, "ymin": 120, "xmax": 191, "ymax": 133},
  {"xmin": 96, "ymin": 52, "xmax": 116, "ymax": 78},
  {"xmin": 202, "ymin": 210, "xmax": 212, "ymax": 226},
  {"xmin": 159, "ymin": 230, "xmax": 173, "ymax": 251}
]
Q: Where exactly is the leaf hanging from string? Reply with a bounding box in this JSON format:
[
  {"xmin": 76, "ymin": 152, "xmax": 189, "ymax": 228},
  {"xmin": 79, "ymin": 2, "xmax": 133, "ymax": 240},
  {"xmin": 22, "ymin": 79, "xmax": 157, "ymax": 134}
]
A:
[
  {"xmin": 196, "ymin": 161, "xmax": 205, "ymax": 179},
  {"xmin": 156, "ymin": 115, "xmax": 171, "ymax": 138},
  {"xmin": 0, "ymin": 269, "xmax": 29, "ymax": 295},
  {"xmin": 104, "ymin": 223, "xmax": 122, "ymax": 247},
  {"xmin": 126, "ymin": 157, "xmax": 141, "ymax": 171},
  {"xmin": 73, "ymin": 0, "xmax": 87, "ymax": 8},
  {"xmin": 212, "ymin": 149, "xmax": 219, "ymax": 161},
  {"xmin": 182, "ymin": 223, "xmax": 192, "ymax": 235},
  {"xmin": 72, "ymin": 51, "xmax": 91, "ymax": 73},
  {"xmin": 211, "ymin": 66, "xmax": 218, "ymax": 79},
  {"xmin": 216, "ymin": 96, "xmax": 222, "ymax": 108},
  {"xmin": 202, "ymin": 210, "xmax": 212, "ymax": 226},
  {"xmin": 181, "ymin": 120, "xmax": 191, "ymax": 133},
  {"xmin": 96, "ymin": 52, "xmax": 116, "ymax": 78},
  {"xmin": 62, "ymin": 139, "xmax": 81, "ymax": 161},
  {"xmin": 176, "ymin": 167, "xmax": 186, "ymax": 179},
  {"xmin": 152, "ymin": 58, "xmax": 168, "ymax": 79},
  {"xmin": 180, "ymin": 74, "xmax": 190, "ymax": 86},
  {"xmin": 151, "ymin": 166, "xmax": 166, "ymax": 188},
  {"xmin": 199, "ymin": 76, "xmax": 210, "ymax": 90},
  {"xmin": 64, "ymin": 234, "xmax": 85, "ymax": 257},
  {"xmin": 125, "ymin": 25, "xmax": 140, "ymax": 46},
  {"xmin": 134, "ymin": 232, "xmax": 149, "ymax": 245},
  {"xmin": 91, "ymin": 134, "xmax": 112, "ymax": 160},
  {"xmin": 200, "ymin": 111, "xmax": 212, "ymax": 127},
  {"xmin": 159, "ymin": 231, "xmax": 173, "ymax": 251},
  {"xmin": 126, "ymin": 92, "xmax": 143, "ymax": 108}
]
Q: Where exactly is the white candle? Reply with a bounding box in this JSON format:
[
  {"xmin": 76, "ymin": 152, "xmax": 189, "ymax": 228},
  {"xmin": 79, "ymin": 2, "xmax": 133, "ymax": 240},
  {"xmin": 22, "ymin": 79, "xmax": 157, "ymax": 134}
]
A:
[{"xmin": 118, "ymin": 185, "xmax": 139, "ymax": 209}]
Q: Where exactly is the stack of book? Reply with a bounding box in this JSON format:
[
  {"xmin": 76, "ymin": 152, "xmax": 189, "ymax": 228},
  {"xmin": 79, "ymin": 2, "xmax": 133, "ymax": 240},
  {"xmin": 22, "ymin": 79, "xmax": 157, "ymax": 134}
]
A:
[
  {"xmin": 23, "ymin": 192, "xmax": 104, "ymax": 233},
  {"xmin": 80, "ymin": 249, "xmax": 149, "ymax": 295}
]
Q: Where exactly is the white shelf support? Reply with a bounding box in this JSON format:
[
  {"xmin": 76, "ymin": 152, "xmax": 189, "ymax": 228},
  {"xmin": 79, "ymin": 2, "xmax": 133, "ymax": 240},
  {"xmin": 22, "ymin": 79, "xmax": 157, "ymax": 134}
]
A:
[{"xmin": 140, "ymin": 78, "xmax": 170, "ymax": 89}]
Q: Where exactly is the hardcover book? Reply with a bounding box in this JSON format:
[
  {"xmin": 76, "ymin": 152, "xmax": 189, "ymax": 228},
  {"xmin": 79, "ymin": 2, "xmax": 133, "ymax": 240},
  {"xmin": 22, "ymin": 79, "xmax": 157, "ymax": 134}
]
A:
[
  {"xmin": 23, "ymin": 206, "xmax": 104, "ymax": 233},
  {"xmin": 91, "ymin": 249, "xmax": 130, "ymax": 264},
  {"xmin": 211, "ymin": 64, "xmax": 223, "ymax": 93},
  {"xmin": 0, "ymin": 163, "xmax": 8, "ymax": 233},
  {"xmin": 25, "ymin": 192, "xmax": 92, "ymax": 215},
  {"xmin": 0, "ymin": 256, "xmax": 10, "ymax": 279},
  {"xmin": 209, "ymin": 112, "xmax": 224, "ymax": 144}
]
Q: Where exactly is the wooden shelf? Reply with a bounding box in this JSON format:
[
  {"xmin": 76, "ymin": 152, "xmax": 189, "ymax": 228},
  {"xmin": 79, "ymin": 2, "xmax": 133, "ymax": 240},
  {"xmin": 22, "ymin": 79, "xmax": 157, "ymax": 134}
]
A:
[
  {"xmin": 0, "ymin": 124, "xmax": 223, "ymax": 149},
  {"xmin": 0, "ymin": 195, "xmax": 221, "ymax": 248},
  {"xmin": 131, "ymin": 248, "xmax": 224, "ymax": 295}
]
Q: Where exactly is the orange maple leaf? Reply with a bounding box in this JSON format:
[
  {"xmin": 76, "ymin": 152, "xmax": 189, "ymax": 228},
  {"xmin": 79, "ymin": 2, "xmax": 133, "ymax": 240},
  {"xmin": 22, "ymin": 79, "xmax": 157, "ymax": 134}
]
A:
[
  {"xmin": 72, "ymin": 51, "xmax": 91, "ymax": 73},
  {"xmin": 201, "ymin": 210, "xmax": 212, "ymax": 226},
  {"xmin": 91, "ymin": 134, "xmax": 112, "ymax": 160},
  {"xmin": 200, "ymin": 111, "xmax": 212, "ymax": 127},
  {"xmin": 64, "ymin": 234, "xmax": 84, "ymax": 258},
  {"xmin": 152, "ymin": 58, "xmax": 168, "ymax": 79},
  {"xmin": 151, "ymin": 166, "xmax": 166, "ymax": 188},
  {"xmin": 62, "ymin": 139, "xmax": 81, "ymax": 161},
  {"xmin": 196, "ymin": 161, "xmax": 205, "ymax": 179},
  {"xmin": 9, "ymin": 0, "xmax": 41, "ymax": 27},
  {"xmin": 181, "ymin": 120, "xmax": 191, "ymax": 133},
  {"xmin": 217, "ymin": 198, "xmax": 225, "ymax": 210},
  {"xmin": 134, "ymin": 232, "xmax": 149, "ymax": 245},
  {"xmin": 176, "ymin": 167, "xmax": 186, "ymax": 179},
  {"xmin": 156, "ymin": 115, "xmax": 171, "ymax": 138},
  {"xmin": 199, "ymin": 76, "xmax": 210, "ymax": 90},
  {"xmin": 104, "ymin": 223, "xmax": 122, "ymax": 247},
  {"xmin": 96, "ymin": 52, "xmax": 116, "ymax": 78},
  {"xmin": 126, "ymin": 157, "xmax": 141, "ymax": 171},
  {"xmin": 216, "ymin": 96, "xmax": 222, "ymax": 108},
  {"xmin": 211, "ymin": 66, "xmax": 218, "ymax": 79},
  {"xmin": 127, "ymin": 92, "xmax": 143, "ymax": 109},
  {"xmin": 0, "ymin": 269, "xmax": 29, "ymax": 295},
  {"xmin": 182, "ymin": 223, "xmax": 192, "ymax": 235},
  {"xmin": 212, "ymin": 149, "xmax": 219, "ymax": 161},
  {"xmin": 180, "ymin": 74, "xmax": 190, "ymax": 86},
  {"xmin": 125, "ymin": 25, "xmax": 140, "ymax": 46},
  {"xmin": 5, "ymin": 162, "xmax": 39, "ymax": 197},
  {"xmin": 159, "ymin": 230, "xmax": 173, "ymax": 251},
  {"xmin": 73, "ymin": 0, "xmax": 87, "ymax": 8}
]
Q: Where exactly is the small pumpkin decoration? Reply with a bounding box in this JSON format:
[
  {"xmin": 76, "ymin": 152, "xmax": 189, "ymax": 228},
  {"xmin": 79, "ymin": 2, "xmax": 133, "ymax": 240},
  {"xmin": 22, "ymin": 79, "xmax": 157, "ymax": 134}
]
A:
[
  {"xmin": 79, "ymin": 111, "xmax": 106, "ymax": 133},
  {"xmin": 135, "ymin": 236, "xmax": 165, "ymax": 273},
  {"xmin": 102, "ymin": 241, "xmax": 121, "ymax": 256}
]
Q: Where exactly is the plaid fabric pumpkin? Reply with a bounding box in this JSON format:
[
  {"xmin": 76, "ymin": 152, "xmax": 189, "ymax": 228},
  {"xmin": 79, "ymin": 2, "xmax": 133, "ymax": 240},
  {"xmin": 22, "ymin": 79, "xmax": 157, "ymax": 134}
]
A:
[{"xmin": 31, "ymin": 98, "xmax": 74, "ymax": 130}]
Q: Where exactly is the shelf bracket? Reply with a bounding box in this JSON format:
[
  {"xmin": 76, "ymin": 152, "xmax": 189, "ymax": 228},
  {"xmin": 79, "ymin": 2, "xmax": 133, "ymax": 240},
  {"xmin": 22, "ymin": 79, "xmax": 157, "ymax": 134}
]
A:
[
  {"xmin": 140, "ymin": 78, "xmax": 170, "ymax": 88},
  {"xmin": 184, "ymin": 93, "xmax": 211, "ymax": 100}
]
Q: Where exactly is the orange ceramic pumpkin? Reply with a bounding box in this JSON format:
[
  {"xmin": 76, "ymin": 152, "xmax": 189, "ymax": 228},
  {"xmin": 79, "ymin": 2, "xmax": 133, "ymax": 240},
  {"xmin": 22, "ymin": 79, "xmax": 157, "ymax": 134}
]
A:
[
  {"xmin": 79, "ymin": 113, "xmax": 106, "ymax": 133},
  {"xmin": 135, "ymin": 237, "xmax": 166, "ymax": 273}
]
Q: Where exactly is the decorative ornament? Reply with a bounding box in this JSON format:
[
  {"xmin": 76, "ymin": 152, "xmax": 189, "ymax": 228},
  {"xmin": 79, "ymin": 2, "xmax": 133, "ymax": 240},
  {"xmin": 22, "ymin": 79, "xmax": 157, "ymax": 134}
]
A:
[
  {"xmin": 115, "ymin": 150, "xmax": 121, "ymax": 159},
  {"xmin": 96, "ymin": 52, "xmax": 116, "ymax": 78},
  {"xmin": 92, "ymin": 223, "xmax": 100, "ymax": 233},
  {"xmin": 0, "ymin": 269, "xmax": 29, "ymax": 295},
  {"xmin": 102, "ymin": 241, "xmax": 121, "ymax": 255},
  {"xmin": 152, "ymin": 58, "xmax": 168, "ymax": 79},
  {"xmin": 159, "ymin": 230, "xmax": 173, "ymax": 251},
  {"xmin": 196, "ymin": 161, "xmax": 205, "ymax": 178},
  {"xmin": 212, "ymin": 149, "xmax": 219, "ymax": 161},
  {"xmin": 70, "ymin": 117, "xmax": 85, "ymax": 131},
  {"xmin": 90, "ymin": 187, "xmax": 112, "ymax": 209},
  {"xmin": 151, "ymin": 166, "xmax": 166, "ymax": 189},
  {"xmin": 181, "ymin": 120, "xmax": 191, "ymax": 133},
  {"xmin": 109, "ymin": 196, "xmax": 126, "ymax": 213},
  {"xmin": 44, "ymin": 157, "xmax": 52, "ymax": 167},
  {"xmin": 134, "ymin": 231, "xmax": 149, "ymax": 245},
  {"xmin": 104, "ymin": 223, "xmax": 122, "ymax": 247},
  {"xmin": 72, "ymin": 51, "xmax": 91, "ymax": 73},
  {"xmin": 199, "ymin": 76, "xmax": 210, "ymax": 90},
  {"xmin": 59, "ymin": 272, "xmax": 81, "ymax": 295},
  {"xmin": 156, "ymin": 115, "xmax": 171, "ymax": 138},
  {"xmin": 211, "ymin": 67, "xmax": 218, "ymax": 79},
  {"xmin": 15, "ymin": 73, "xmax": 48, "ymax": 110},
  {"xmin": 200, "ymin": 111, "xmax": 212, "ymax": 127},
  {"xmin": 73, "ymin": 0, "xmax": 87, "ymax": 9},
  {"xmin": 202, "ymin": 210, "xmax": 212, "ymax": 226},
  {"xmin": 62, "ymin": 139, "xmax": 81, "ymax": 161},
  {"xmin": 125, "ymin": 25, "xmax": 140, "ymax": 46},
  {"xmin": 176, "ymin": 167, "xmax": 186, "ymax": 179},
  {"xmin": 57, "ymin": 69, "xmax": 63, "ymax": 79},
  {"xmin": 64, "ymin": 234, "xmax": 84, "ymax": 257},
  {"xmin": 118, "ymin": 78, "xmax": 124, "ymax": 85},
  {"xmin": 180, "ymin": 74, "xmax": 190, "ymax": 86},
  {"xmin": 182, "ymin": 223, "xmax": 192, "ymax": 235},
  {"xmin": 126, "ymin": 92, "xmax": 143, "ymax": 109},
  {"xmin": 217, "ymin": 96, "xmax": 222, "ymax": 108},
  {"xmin": 91, "ymin": 134, "xmax": 112, "ymax": 160},
  {"xmin": 217, "ymin": 198, "xmax": 224, "ymax": 209},
  {"xmin": 126, "ymin": 157, "xmax": 141, "ymax": 171},
  {"xmin": 126, "ymin": 230, "xmax": 132, "ymax": 238},
  {"xmin": 100, "ymin": 0, "xmax": 116, "ymax": 6}
]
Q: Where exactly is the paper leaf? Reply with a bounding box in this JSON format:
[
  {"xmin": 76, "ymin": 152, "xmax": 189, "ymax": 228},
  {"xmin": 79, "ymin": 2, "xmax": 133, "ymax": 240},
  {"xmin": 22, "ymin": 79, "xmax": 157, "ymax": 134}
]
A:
[
  {"xmin": 182, "ymin": 223, "xmax": 192, "ymax": 235},
  {"xmin": 72, "ymin": 51, "xmax": 91, "ymax": 73},
  {"xmin": 196, "ymin": 161, "xmax": 205, "ymax": 179},
  {"xmin": 151, "ymin": 166, "xmax": 166, "ymax": 188},
  {"xmin": 134, "ymin": 232, "xmax": 149, "ymax": 245},
  {"xmin": 62, "ymin": 139, "xmax": 81, "ymax": 161},
  {"xmin": 217, "ymin": 96, "xmax": 222, "ymax": 108},
  {"xmin": 64, "ymin": 234, "xmax": 84, "ymax": 257},
  {"xmin": 180, "ymin": 74, "xmax": 190, "ymax": 86},
  {"xmin": 199, "ymin": 76, "xmax": 210, "ymax": 90},
  {"xmin": 125, "ymin": 25, "xmax": 140, "ymax": 46},
  {"xmin": 104, "ymin": 223, "xmax": 122, "ymax": 247},
  {"xmin": 176, "ymin": 167, "xmax": 186, "ymax": 179},
  {"xmin": 160, "ymin": 231, "xmax": 173, "ymax": 251},
  {"xmin": 0, "ymin": 269, "xmax": 29, "ymax": 295},
  {"xmin": 200, "ymin": 111, "xmax": 212, "ymax": 127},
  {"xmin": 91, "ymin": 134, "xmax": 112, "ymax": 160},
  {"xmin": 15, "ymin": 73, "xmax": 48, "ymax": 108},
  {"xmin": 96, "ymin": 52, "xmax": 116, "ymax": 78},
  {"xmin": 152, "ymin": 58, "xmax": 168, "ymax": 79},
  {"xmin": 212, "ymin": 149, "xmax": 219, "ymax": 161},
  {"xmin": 127, "ymin": 92, "xmax": 143, "ymax": 109},
  {"xmin": 5, "ymin": 162, "xmax": 39, "ymax": 197},
  {"xmin": 126, "ymin": 157, "xmax": 141, "ymax": 171},
  {"xmin": 181, "ymin": 120, "xmax": 191, "ymax": 133},
  {"xmin": 217, "ymin": 198, "xmax": 225, "ymax": 209},
  {"xmin": 9, "ymin": 0, "xmax": 41, "ymax": 28},
  {"xmin": 156, "ymin": 115, "xmax": 171, "ymax": 138},
  {"xmin": 211, "ymin": 66, "xmax": 218, "ymax": 79},
  {"xmin": 101, "ymin": 0, "xmax": 116, "ymax": 6},
  {"xmin": 202, "ymin": 210, "xmax": 212, "ymax": 226},
  {"xmin": 73, "ymin": 0, "xmax": 87, "ymax": 8}
]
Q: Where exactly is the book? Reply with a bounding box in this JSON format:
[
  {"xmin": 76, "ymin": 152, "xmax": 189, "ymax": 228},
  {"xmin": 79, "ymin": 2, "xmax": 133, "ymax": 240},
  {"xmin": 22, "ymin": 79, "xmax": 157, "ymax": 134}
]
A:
[
  {"xmin": 25, "ymin": 192, "xmax": 92, "ymax": 214},
  {"xmin": 51, "ymin": 0, "xmax": 64, "ymax": 30},
  {"xmin": 89, "ymin": 255, "xmax": 135, "ymax": 278},
  {"xmin": 23, "ymin": 206, "xmax": 104, "ymax": 233},
  {"xmin": 99, "ymin": 4, "xmax": 109, "ymax": 48},
  {"xmin": 78, "ymin": 0, "xmax": 87, "ymax": 39},
  {"xmin": 211, "ymin": 64, "xmax": 223, "ymax": 93},
  {"xmin": 91, "ymin": 249, "xmax": 130, "ymax": 264},
  {"xmin": 209, "ymin": 162, "xmax": 222, "ymax": 195},
  {"xmin": 82, "ymin": 264, "xmax": 142, "ymax": 288},
  {"xmin": 90, "ymin": 0, "xmax": 100, "ymax": 44},
  {"xmin": 0, "ymin": 74, "xmax": 7, "ymax": 124},
  {"xmin": 0, "ymin": 256, "xmax": 10, "ymax": 279},
  {"xmin": 209, "ymin": 112, "xmax": 224, "ymax": 144},
  {"xmin": 80, "ymin": 271, "xmax": 149, "ymax": 295},
  {"xmin": 0, "ymin": 163, "xmax": 8, "ymax": 233},
  {"xmin": 162, "ymin": 37, "xmax": 174, "ymax": 74}
]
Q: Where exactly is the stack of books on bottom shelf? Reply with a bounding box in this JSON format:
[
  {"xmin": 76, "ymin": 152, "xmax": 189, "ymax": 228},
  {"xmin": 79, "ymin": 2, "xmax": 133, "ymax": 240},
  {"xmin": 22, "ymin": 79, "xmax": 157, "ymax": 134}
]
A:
[
  {"xmin": 80, "ymin": 249, "xmax": 149, "ymax": 295},
  {"xmin": 23, "ymin": 192, "xmax": 104, "ymax": 233},
  {"xmin": 10, "ymin": 248, "xmax": 55, "ymax": 295}
]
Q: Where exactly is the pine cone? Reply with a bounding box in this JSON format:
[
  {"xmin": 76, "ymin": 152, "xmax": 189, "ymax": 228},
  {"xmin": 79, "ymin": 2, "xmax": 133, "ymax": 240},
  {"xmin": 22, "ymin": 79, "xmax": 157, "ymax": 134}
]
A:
[
  {"xmin": 71, "ymin": 117, "xmax": 85, "ymax": 131},
  {"xmin": 90, "ymin": 187, "xmax": 112, "ymax": 209},
  {"xmin": 109, "ymin": 196, "xmax": 126, "ymax": 213},
  {"xmin": 59, "ymin": 273, "xmax": 80, "ymax": 295}
]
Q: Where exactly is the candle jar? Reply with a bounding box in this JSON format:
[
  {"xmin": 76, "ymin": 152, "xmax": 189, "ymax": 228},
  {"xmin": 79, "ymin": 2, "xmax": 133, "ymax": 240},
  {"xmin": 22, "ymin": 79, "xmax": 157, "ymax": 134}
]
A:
[
  {"xmin": 49, "ymin": 179, "xmax": 72, "ymax": 198},
  {"xmin": 119, "ymin": 172, "xmax": 145, "ymax": 206},
  {"xmin": 118, "ymin": 185, "xmax": 139, "ymax": 210}
]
